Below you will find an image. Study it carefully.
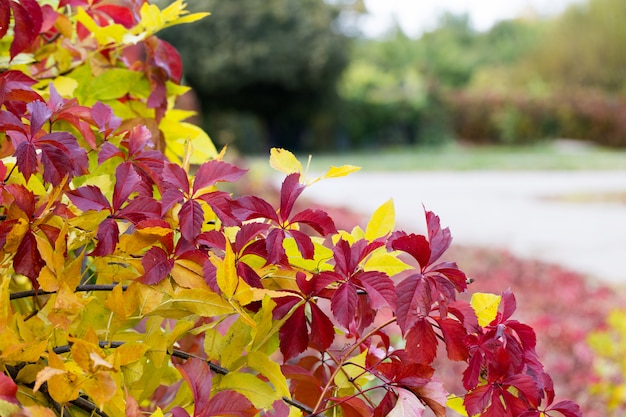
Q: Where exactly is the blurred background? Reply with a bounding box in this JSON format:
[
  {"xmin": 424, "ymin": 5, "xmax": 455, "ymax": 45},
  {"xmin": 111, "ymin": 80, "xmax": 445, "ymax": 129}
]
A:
[
  {"xmin": 155, "ymin": 2, "xmax": 626, "ymax": 415},
  {"xmin": 157, "ymin": 0, "xmax": 626, "ymax": 154}
]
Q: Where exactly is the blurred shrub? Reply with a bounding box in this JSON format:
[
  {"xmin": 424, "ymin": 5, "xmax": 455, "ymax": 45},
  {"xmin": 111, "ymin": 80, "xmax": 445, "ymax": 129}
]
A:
[
  {"xmin": 588, "ymin": 309, "xmax": 626, "ymax": 416},
  {"xmin": 448, "ymin": 90, "xmax": 626, "ymax": 146}
]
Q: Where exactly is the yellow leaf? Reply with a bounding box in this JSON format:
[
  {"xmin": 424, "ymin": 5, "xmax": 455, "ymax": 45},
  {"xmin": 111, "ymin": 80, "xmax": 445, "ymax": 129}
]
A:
[
  {"xmin": 446, "ymin": 395, "xmax": 468, "ymax": 416},
  {"xmin": 365, "ymin": 199, "xmax": 395, "ymax": 241},
  {"xmin": 334, "ymin": 350, "xmax": 370, "ymax": 389},
  {"xmin": 363, "ymin": 249, "xmax": 412, "ymax": 276},
  {"xmin": 218, "ymin": 372, "xmax": 278, "ymax": 409},
  {"xmin": 171, "ymin": 258, "xmax": 207, "ymax": 289},
  {"xmin": 269, "ymin": 148, "xmax": 302, "ymax": 175},
  {"xmin": 104, "ymin": 284, "xmax": 127, "ymax": 320},
  {"xmin": 246, "ymin": 351, "xmax": 290, "ymax": 398},
  {"xmin": 4, "ymin": 218, "xmax": 29, "ymax": 252},
  {"xmin": 82, "ymin": 371, "xmax": 117, "ymax": 409},
  {"xmin": 324, "ymin": 165, "xmax": 361, "ymax": 178},
  {"xmin": 213, "ymin": 242, "xmax": 238, "ymax": 299},
  {"xmin": 470, "ymin": 293, "xmax": 502, "ymax": 327},
  {"xmin": 251, "ymin": 296, "xmax": 278, "ymax": 351},
  {"xmin": 284, "ymin": 237, "xmax": 333, "ymax": 272},
  {"xmin": 165, "ymin": 287, "xmax": 233, "ymax": 317},
  {"xmin": 52, "ymin": 76, "xmax": 78, "ymax": 97},
  {"xmin": 161, "ymin": 119, "xmax": 217, "ymax": 164}
]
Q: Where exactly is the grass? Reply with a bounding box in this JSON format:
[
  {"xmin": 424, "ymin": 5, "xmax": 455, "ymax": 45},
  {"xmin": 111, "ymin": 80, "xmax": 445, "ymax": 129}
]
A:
[{"xmin": 242, "ymin": 140, "xmax": 626, "ymax": 174}]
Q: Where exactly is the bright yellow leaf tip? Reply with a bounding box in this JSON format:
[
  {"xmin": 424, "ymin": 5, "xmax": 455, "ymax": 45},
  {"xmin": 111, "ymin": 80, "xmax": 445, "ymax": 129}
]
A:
[{"xmin": 470, "ymin": 292, "xmax": 502, "ymax": 327}]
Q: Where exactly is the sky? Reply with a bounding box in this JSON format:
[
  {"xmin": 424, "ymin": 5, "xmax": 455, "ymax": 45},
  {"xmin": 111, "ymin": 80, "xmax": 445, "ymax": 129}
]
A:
[{"xmin": 359, "ymin": 0, "xmax": 585, "ymax": 37}]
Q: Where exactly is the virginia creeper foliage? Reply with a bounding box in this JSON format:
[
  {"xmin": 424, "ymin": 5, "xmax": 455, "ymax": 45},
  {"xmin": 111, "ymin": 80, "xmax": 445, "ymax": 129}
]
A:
[{"xmin": 0, "ymin": 1, "xmax": 581, "ymax": 417}]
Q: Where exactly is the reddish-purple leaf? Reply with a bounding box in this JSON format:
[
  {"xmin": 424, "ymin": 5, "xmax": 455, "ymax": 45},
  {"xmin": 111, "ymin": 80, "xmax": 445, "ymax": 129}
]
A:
[
  {"xmin": 163, "ymin": 162, "xmax": 189, "ymax": 192},
  {"xmin": 89, "ymin": 218, "xmax": 119, "ymax": 256},
  {"xmin": 359, "ymin": 271, "xmax": 397, "ymax": 310},
  {"xmin": 176, "ymin": 360, "xmax": 212, "ymax": 417},
  {"xmin": 98, "ymin": 142, "xmax": 125, "ymax": 164},
  {"xmin": 279, "ymin": 304, "xmax": 309, "ymax": 360},
  {"xmin": 500, "ymin": 289, "xmax": 517, "ymax": 322},
  {"xmin": 151, "ymin": 38, "xmax": 183, "ymax": 82},
  {"xmin": 139, "ymin": 246, "xmax": 173, "ymax": 285},
  {"xmin": 0, "ymin": 0, "xmax": 10, "ymax": 39},
  {"xmin": 290, "ymin": 229, "xmax": 315, "ymax": 260},
  {"xmin": 116, "ymin": 196, "xmax": 161, "ymax": 224},
  {"xmin": 464, "ymin": 383, "xmax": 492, "ymax": 416},
  {"xmin": 405, "ymin": 319, "xmax": 438, "ymax": 364},
  {"xmin": 290, "ymin": 208, "xmax": 337, "ymax": 236},
  {"xmin": 331, "ymin": 282, "xmax": 358, "ymax": 329},
  {"xmin": 66, "ymin": 185, "xmax": 111, "ymax": 212},
  {"xmin": 91, "ymin": 101, "xmax": 121, "ymax": 138},
  {"xmin": 6, "ymin": 183, "xmax": 35, "ymax": 217},
  {"xmin": 391, "ymin": 233, "xmax": 431, "ymax": 270},
  {"xmin": 309, "ymin": 302, "xmax": 335, "ymax": 351},
  {"xmin": 463, "ymin": 348, "xmax": 484, "ymax": 390},
  {"xmin": 27, "ymin": 100, "xmax": 51, "ymax": 134},
  {"xmin": 428, "ymin": 262, "xmax": 467, "ymax": 292},
  {"xmin": 203, "ymin": 391, "xmax": 257, "ymax": 417},
  {"xmin": 436, "ymin": 318, "xmax": 468, "ymax": 361},
  {"xmin": 14, "ymin": 140, "xmax": 38, "ymax": 180},
  {"xmin": 546, "ymin": 400, "xmax": 582, "ymax": 417},
  {"xmin": 395, "ymin": 274, "xmax": 430, "ymax": 333},
  {"xmin": 279, "ymin": 173, "xmax": 305, "ymax": 220},
  {"xmin": 125, "ymin": 125, "xmax": 153, "ymax": 157},
  {"xmin": 179, "ymin": 199, "xmax": 204, "ymax": 242},
  {"xmin": 14, "ymin": 230, "xmax": 44, "ymax": 288},
  {"xmin": 235, "ymin": 195, "xmax": 279, "ymax": 223},
  {"xmin": 266, "ymin": 228, "xmax": 287, "ymax": 265},
  {"xmin": 193, "ymin": 159, "xmax": 247, "ymax": 193},
  {"xmin": 39, "ymin": 141, "xmax": 74, "ymax": 185},
  {"xmin": 425, "ymin": 209, "xmax": 452, "ymax": 265},
  {"xmin": 9, "ymin": 0, "xmax": 41, "ymax": 59},
  {"xmin": 113, "ymin": 162, "xmax": 141, "ymax": 211},
  {"xmin": 0, "ymin": 373, "xmax": 18, "ymax": 404}
]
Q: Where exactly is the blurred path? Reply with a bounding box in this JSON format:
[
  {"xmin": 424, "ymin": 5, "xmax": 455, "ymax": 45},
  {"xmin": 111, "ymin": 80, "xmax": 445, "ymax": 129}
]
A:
[{"xmin": 295, "ymin": 171, "xmax": 626, "ymax": 284}]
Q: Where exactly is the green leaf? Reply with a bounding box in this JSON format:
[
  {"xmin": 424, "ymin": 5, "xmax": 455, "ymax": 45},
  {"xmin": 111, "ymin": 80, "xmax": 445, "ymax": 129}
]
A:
[
  {"xmin": 88, "ymin": 69, "xmax": 143, "ymax": 102},
  {"xmin": 365, "ymin": 199, "xmax": 395, "ymax": 241}
]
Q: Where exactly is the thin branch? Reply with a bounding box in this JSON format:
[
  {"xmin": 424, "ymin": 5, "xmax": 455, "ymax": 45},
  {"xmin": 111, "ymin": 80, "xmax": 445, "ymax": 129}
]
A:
[{"xmin": 10, "ymin": 284, "xmax": 128, "ymax": 300}]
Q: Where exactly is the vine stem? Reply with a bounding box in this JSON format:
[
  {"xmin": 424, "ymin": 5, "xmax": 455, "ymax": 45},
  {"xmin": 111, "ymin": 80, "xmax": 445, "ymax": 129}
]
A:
[
  {"xmin": 309, "ymin": 316, "xmax": 397, "ymax": 415},
  {"xmin": 9, "ymin": 284, "xmax": 128, "ymax": 300}
]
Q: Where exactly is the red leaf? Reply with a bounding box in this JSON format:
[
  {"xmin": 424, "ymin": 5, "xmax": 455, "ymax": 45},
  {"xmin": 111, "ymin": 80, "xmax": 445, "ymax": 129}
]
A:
[
  {"xmin": 96, "ymin": 4, "xmax": 135, "ymax": 28},
  {"xmin": 139, "ymin": 246, "xmax": 173, "ymax": 285},
  {"xmin": 405, "ymin": 319, "xmax": 438, "ymax": 364},
  {"xmin": 98, "ymin": 142, "xmax": 125, "ymax": 164},
  {"xmin": 464, "ymin": 383, "xmax": 493, "ymax": 416},
  {"xmin": 116, "ymin": 196, "xmax": 161, "ymax": 224},
  {"xmin": 27, "ymin": 100, "xmax": 51, "ymax": 134},
  {"xmin": 0, "ymin": 0, "xmax": 10, "ymax": 39},
  {"xmin": 436, "ymin": 317, "xmax": 468, "ymax": 361},
  {"xmin": 425, "ymin": 209, "xmax": 452, "ymax": 265},
  {"xmin": 6, "ymin": 183, "xmax": 35, "ymax": 217},
  {"xmin": 163, "ymin": 162, "xmax": 189, "ymax": 191},
  {"xmin": 66, "ymin": 185, "xmax": 111, "ymax": 212},
  {"xmin": 391, "ymin": 233, "xmax": 431, "ymax": 270},
  {"xmin": 14, "ymin": 140, "xmax": 38, "ymax": 180},
  {"xmin": 0, "ymin": 373, "xmax": 18, "ymax": 404},
  {"xmin": 176, "ymin": 360, "xmax": 212, "ymax": 417},
  {"xmin": 279, "ymin": 304, "xmax": 309, "ymax": 360},
  {"xmin": 309, "ymin": 302, "xmax": 335, "ymax": 351},
  {"xmin": 290, "ymin": 208, "xmax": 337, "ymax": 236},
  {"xmin": 290, "ymin": 229, "xmax": 315, "ymax": 259},
  {"xmin": 359, "ymin": 271, "xmax": 397, "ymax": 310},
  {"xmin": 125, "ymin": 125, "xmax": 154, "ymax": 157},
  {"xmin": 546, "ymin": 400, "xmax": 582, "ymax": 417},
  {"xmin": 89, "ymin": 217, "xmax": 119, "ymax": 256},
  {"xmin": 9, "ymin": 0, "xmax": 42, "ymax": 59},
  {"xmin": 279, "ymin": 173, "xmax": 305, "ymax": 220},
  {"xmin": 334, "ymin": 396, "xmax": 372, "ymax": 417},
  {"xmin": 193, "ymin": 159, "xmax": 247, "ymax": 193},
  {"xmin": 203, "ymin": 390, "xmax": 256, "ymax": 417},
  {"xmin": 395, "ymin": 274, "xmax": 430, "ymax": 333},
  {"xmin": 91, "ymin": 102, "xmax": 121, "ymax": 138},
  {"xmin": 500, "ymin": 288, "xmax": 517, "ymax": 322},
  {"xmin": 179, "ymin": 199, "xmax": 204, "ymax": 242},
  {"xmin": 266, "ymin": 228, "xmax": 287, "ymax": 265},
  {"xmin": 113, "ymin": 162, "xmax": 141, "ymax": 211},
  {"xmin": 14, "ymin": 230, "xmax": 44, "ymax": 288},
  {"xmin": 235, "ymin": 195, "xmax": 279, "ymax": 223},
  {"xmin": 331, "ymin": 282, "xmax": 358, "ymax": 329},
  {"xmin": 428, "ymin": 262, "xmax": 467, "ymax": 292},
  {"xmin": 149, "ymin": 38, "xmax": 183, "ymax": 82}
]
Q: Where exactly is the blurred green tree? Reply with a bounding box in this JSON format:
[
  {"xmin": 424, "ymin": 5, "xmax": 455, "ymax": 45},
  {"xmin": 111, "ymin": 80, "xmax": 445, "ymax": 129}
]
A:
[
  {"xmin": 525, "ymin": 0, "xmax": 626, "ymax": 93},
  {"xmin": 158, "ymin": 0, "xmax": 350, "ymax": 152}
]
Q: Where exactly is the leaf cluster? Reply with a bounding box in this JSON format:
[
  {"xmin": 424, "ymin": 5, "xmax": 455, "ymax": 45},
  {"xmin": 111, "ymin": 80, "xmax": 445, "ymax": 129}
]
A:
[{"xmin": 0, "ymin": 2, "xmax": 581, "ymax": 417}]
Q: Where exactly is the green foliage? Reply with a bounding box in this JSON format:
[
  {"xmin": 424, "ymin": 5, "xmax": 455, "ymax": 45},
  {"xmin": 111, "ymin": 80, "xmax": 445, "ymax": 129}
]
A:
[{"xmin": 157, "ymin": 0, "xmax": 349, "ymax": 151}]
